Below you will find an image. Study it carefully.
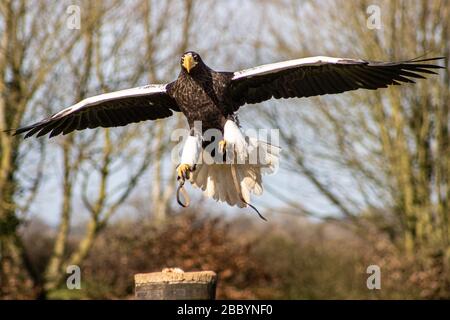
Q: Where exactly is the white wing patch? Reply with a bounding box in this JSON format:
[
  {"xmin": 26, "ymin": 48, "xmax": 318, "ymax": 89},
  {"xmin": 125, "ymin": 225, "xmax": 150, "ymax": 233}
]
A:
[
  {"xmin": 51, "ymin": 84, "xmax": 168, "ymax": 119},
  {"xmin": 180, "ymin": 134, "xmax": 202, "ymax": 166},
  {"xmin": 232, "ymin": 56, "xmax": 362, "ymax": 80},
  {"xmin": 223, "ymin": 120, "xmax": 248, "ymax": 163}
]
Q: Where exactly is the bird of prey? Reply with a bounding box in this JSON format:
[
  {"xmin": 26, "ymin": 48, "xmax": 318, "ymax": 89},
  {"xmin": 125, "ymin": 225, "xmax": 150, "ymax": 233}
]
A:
[{"xmin": 14, "ymin": 52, "xmax": 444, "ymax": 211}]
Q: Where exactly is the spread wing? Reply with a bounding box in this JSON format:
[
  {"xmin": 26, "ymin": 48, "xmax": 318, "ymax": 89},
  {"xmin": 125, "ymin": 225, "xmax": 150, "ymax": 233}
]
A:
[
  {"xmin": 227, "ymin": 56, "xmax": 444, "ymax": 110},
  {"xmin": 15, "ymin": 84, "xmax": 180, "ymax": 138}
]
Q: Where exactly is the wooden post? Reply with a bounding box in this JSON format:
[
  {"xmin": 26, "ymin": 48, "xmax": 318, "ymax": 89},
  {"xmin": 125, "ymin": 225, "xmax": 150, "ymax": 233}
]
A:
[{"xmin": 134, "ymin": 268, "xmax": 217, "ymax": 300}]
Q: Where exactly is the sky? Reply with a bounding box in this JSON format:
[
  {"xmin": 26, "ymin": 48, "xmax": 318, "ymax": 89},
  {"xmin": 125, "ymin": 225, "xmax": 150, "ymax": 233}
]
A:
[{"xmin": 23, "ymin": 0, "xmax": 371, "ymax": 226}]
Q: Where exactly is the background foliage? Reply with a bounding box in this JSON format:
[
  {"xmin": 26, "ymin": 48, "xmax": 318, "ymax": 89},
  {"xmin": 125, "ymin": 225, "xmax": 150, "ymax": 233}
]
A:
[{"xmin": 0, "ymin": 0, "xmax": 448, "ymax": 299}]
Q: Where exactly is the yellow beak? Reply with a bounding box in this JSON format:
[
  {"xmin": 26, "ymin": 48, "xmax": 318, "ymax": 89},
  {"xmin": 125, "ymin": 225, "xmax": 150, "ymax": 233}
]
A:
[{"xmin": 183, "ymin": 54, "xmax": 195, "ymax": 73}]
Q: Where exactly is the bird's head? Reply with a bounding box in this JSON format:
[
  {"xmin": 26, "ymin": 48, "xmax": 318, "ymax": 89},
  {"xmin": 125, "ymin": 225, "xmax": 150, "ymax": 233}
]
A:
[{"xmin": 181, "ymin": 51, "xmax": 203, "ymax": 74}]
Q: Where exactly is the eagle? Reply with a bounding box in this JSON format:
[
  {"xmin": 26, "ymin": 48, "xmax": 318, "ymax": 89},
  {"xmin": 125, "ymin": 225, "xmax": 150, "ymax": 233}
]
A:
[{"xmin": 14, "ymin": 52, "xmax": 444, "ymax": 212}]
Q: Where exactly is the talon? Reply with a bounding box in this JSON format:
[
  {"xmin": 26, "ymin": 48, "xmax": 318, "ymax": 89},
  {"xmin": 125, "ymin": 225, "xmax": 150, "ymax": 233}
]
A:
[
  {"xmin": 177, "ymin": 163, "xmax": 192, "ymax": 181},
  {"xmin": 218, "ymin": 140, "xmax": 227, "ymax": 154}
]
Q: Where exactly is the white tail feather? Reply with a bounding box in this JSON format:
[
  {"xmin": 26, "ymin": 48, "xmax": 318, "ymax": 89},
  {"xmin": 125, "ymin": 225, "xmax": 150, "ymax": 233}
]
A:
[{"xmin": 190, "ymin": 139, "xmax": 280, "ymax": 207}]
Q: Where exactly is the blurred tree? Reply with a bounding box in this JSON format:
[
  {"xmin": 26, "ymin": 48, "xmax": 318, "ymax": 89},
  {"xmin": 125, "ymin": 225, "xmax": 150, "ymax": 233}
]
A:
[
  {"xmin": 0, "ymin": 0, "xmax": 203, "ymax": 298},
  {"xmin": 2, "ymin": 0, "xmax": 447, "ymax": 300},
  {"xmin": 81, "ymin": 210, "xmax": 274, "ymax": 299},
  {"xmin": 263, "ymin": 0, "xmax": 448, "ymax": 263},
  {"xmin": 43, "ymin": 0, "xmax": 202, "ymax": 295},
  {"xmin": 0, "ymin": 0, "xmax": 89, "ymax": 298}
]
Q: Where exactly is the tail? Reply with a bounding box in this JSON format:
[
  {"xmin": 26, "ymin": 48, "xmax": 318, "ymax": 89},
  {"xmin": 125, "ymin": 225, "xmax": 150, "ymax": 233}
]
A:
[{"xmin": 189, "ymin": 138, "xmax": 280, "ymax": 208}]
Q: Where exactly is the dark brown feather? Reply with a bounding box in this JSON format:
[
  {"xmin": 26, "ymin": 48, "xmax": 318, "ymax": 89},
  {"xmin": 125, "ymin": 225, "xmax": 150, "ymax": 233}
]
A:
[{"xmin": 228, "ymin": 57, "xmax": 444, "ymax": 110}]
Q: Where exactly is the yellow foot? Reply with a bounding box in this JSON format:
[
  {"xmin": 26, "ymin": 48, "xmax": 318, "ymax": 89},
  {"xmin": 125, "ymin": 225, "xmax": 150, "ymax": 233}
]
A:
[
  {"xmin": 218, "ymin": 140, "xmax": 227, "ymax": 154},
  {"xmin": 177, "ymin": 163, "xmax": 193, "ymax": 181}
]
